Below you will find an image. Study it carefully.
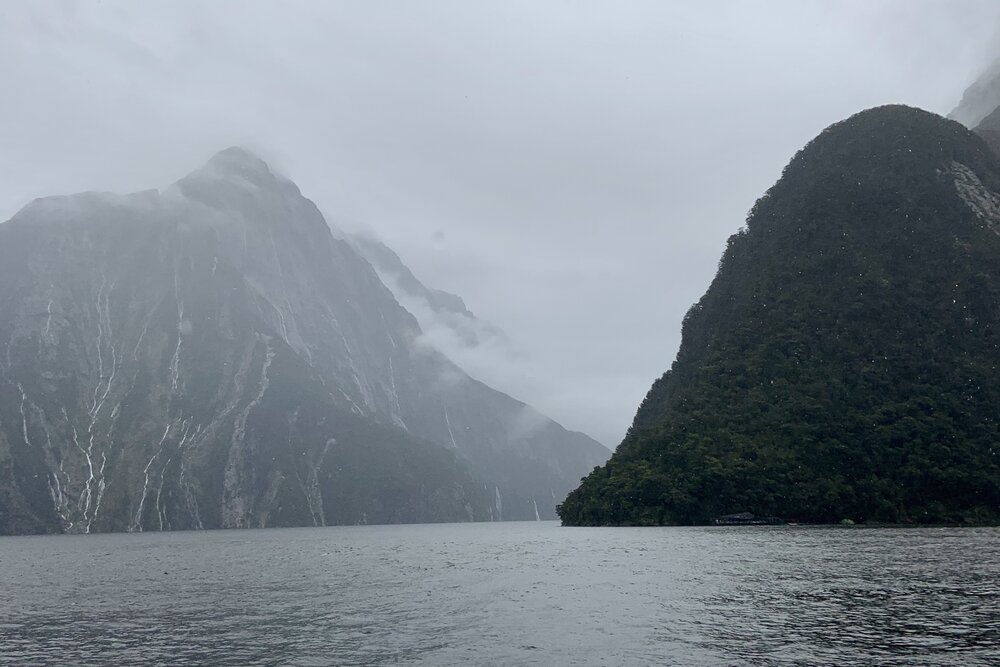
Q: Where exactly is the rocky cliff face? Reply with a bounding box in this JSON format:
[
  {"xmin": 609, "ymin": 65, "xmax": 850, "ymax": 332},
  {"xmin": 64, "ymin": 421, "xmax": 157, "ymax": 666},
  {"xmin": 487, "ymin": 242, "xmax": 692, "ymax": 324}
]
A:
[{"xmin": 0, "ymin": 148, "xmax": 607, "ymax": 534}]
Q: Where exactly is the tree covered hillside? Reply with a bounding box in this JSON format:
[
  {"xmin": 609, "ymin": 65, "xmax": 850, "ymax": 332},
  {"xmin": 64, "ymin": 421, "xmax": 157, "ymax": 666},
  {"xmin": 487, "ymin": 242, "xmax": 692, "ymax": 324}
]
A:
[{"xmin": 559, "ymin": 106, "xmax": 1000, "ymax": 526}]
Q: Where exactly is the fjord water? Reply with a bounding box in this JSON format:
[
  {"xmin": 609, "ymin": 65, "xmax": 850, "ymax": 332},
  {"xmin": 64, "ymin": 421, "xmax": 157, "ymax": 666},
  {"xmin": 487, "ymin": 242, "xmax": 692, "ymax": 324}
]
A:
[{"xmin": 1, "ymin": 523, "xmax": 997, "ymax": 666}]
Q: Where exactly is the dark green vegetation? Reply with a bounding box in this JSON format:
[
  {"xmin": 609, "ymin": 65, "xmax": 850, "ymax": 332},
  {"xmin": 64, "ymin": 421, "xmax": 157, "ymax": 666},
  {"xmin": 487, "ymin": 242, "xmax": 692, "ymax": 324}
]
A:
[{"xmin": 559, "ymin": 106, "xmax": 1000, "ymax": 526}]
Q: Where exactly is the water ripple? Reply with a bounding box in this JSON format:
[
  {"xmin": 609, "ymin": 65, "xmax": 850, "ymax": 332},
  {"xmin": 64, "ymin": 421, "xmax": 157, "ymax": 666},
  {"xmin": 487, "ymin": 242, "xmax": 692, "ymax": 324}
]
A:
[{"xmin": 0, "ymin": 524, "xmax": 996, "ymax": 665}]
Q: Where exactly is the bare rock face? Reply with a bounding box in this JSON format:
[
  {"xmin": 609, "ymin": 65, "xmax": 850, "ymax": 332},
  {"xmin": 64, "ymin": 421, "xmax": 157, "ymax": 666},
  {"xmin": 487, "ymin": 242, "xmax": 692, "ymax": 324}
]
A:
[{"xmin": 0, "ymin": 148, "xmax": 608, "ymax": 534}]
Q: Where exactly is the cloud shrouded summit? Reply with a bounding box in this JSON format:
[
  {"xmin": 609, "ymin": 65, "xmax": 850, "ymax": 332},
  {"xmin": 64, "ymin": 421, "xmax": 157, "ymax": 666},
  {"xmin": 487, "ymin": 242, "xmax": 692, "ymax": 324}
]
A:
[{"xmin": 0, "ymin": 145, "xmax": 609, "ymax": 533}]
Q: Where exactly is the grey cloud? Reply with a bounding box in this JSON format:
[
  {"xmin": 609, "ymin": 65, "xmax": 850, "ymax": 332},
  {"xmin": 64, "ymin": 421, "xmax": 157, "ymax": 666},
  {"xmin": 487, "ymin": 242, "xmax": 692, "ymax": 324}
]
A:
[{"xmin": 2, "ymin": 0, "xmax": 999, "ymax": 445}]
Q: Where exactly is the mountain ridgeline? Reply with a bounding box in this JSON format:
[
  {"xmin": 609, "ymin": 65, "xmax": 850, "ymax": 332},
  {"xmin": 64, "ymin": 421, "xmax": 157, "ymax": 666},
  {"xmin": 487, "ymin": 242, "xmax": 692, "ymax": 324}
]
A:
[
  {"xmin": 0, "ymin": 148, "xmax": 608, "ymax": 534},
  {"xmin": 347, "ymin": 233, "xmax": 506, "ymax": 350},
  {"xmin": 559, "ymin": 106, "xmax": 1000, "ymax": 526}
]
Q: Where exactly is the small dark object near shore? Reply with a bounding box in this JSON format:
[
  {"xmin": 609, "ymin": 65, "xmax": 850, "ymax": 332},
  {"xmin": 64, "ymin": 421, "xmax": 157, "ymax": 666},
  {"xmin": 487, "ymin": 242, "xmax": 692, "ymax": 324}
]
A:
[{"xmin": 713, "ymin": 512, "xmax": 784, "ymax": 526}]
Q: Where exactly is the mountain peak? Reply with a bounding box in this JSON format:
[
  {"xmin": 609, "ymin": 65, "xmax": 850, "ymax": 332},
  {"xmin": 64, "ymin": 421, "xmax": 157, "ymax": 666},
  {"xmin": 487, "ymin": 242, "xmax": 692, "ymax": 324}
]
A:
[
  {"xmin": 797, "ymin": 105, "xmax": 972, "ymax": 165},
  {"xmin": 169, "ymin": 146, "xmax": 301, "ymax": 207},
  {"xmin": 0, "ymin": 143, "xmax": 609, "ymax": 533},
  {"xmin": 750, "ymin": 105, "xmax": 999, "ymax": 238},
  {"xmin": 205, "ymin": 146, "xmax": 273, "ymax": 175}
]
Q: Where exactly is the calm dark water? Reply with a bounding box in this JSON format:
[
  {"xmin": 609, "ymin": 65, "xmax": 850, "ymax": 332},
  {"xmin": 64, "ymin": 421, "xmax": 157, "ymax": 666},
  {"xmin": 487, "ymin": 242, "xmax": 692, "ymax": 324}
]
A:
[{"xmin": 0, "ymin": 522, "xmax": 997, "ymax": 666}]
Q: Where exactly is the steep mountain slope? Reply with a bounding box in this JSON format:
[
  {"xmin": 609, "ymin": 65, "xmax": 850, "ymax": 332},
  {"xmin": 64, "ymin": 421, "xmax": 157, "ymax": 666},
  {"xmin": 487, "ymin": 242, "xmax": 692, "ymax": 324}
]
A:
[
  {"xmin": 347, "ymin": 233, "xmax": 498, "ymax": 347},
  {"xmin": 559, "ymin": 106, "xmax": 1000, "ymax": 526},
  {"xmin": 950, "ymin": 59, "xmax": 1000, "ymax": 128},
  {"xmin": 0, "ymin": 148, "xmax": 607, "ymax": 534},
  {"xmin": 974, "ymin": 104, "xmax": 1000, "ymax": 156}
]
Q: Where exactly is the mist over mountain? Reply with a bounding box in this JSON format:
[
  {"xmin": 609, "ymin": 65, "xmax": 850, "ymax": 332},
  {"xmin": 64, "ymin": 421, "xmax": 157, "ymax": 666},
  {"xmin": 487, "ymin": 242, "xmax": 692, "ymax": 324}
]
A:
[
  {"xmin": 348, "ymin": 233, "xmax": 507, "ymax": 351},
  {"xmin": 954, "ymin": 59, "xmax": 1000, "ymax": 157},
  {"xmin": 974, "ymin": 105, "xmax": 1000, "ymax": 157},
  {"xmin": 559, "ymin": 106, "xmax": 1000, "ymax": 526},
  {"xmin": 0, "ymin": 148, "xmax": 607, "ymax": 534},
  {"xmin": 950, "ymin": 59, "xmax": 1000, "ymax": 128}
]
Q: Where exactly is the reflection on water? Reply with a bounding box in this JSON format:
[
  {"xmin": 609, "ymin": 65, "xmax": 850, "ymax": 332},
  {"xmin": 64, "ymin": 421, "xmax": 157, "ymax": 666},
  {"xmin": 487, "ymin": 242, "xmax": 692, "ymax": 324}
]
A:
[{"xmin": 1, "ymin": 523, "xmax": 997, "ymax": 665}]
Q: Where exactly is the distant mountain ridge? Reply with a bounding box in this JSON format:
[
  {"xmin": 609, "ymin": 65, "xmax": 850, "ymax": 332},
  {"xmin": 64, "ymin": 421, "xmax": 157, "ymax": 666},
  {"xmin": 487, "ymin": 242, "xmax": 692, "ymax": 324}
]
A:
[
  {"xmin": 0, "ymin": 147, "xmax": 608, "ymax": 534},
  {"xmin": 953, "ymin": 60, "xmax": 1000, "ymax": 158},
  {"xmin": 347, "ymin": 233, "xmax": 506, "ymax": 350},
  {"xmin": 950, "ymin": 59, "xmax": 1000, "ymax": 129},
  {"xmin": 974, "ymin": 105, "xmax": 1000, "ymax": 156}
]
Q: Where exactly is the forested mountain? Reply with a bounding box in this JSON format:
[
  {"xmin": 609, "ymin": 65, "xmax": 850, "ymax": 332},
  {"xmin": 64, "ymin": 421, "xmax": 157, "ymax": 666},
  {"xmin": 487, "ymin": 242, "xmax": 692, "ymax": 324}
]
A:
[
  {"xmin": 0, "ymin": 148, "xmax": 607, "ymax": 534},
  {"xmin": 559, "ymin": 106, "xmax": 1000, "ymax": 526}
]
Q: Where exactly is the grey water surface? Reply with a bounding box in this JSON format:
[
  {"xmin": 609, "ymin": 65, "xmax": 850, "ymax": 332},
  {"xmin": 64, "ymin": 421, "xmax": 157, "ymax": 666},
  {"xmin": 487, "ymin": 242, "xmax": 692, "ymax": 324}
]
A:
[{"xmin": 1, "ymin": 522, "xmax": 997, "ymax": 666}]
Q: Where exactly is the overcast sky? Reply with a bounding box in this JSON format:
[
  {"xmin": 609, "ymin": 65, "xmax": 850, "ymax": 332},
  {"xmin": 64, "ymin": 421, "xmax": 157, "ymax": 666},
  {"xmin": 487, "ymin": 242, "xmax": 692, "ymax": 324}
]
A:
[{"xmin": 2, "ymin": 1, "xmax": 999, "ymax": 446}]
